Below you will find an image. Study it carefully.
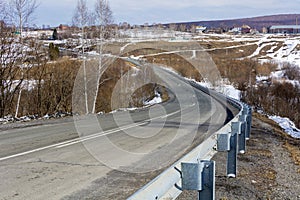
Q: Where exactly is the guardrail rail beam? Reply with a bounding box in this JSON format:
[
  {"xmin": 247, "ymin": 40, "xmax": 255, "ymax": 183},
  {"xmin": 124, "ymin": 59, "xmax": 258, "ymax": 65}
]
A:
[{"xmin": 127, "ymin": 86, "xmax": 252, "ymax": 200}]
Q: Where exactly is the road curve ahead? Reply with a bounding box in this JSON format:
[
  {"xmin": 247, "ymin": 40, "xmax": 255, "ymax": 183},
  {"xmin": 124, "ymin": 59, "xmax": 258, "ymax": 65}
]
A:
[{"xmin": 0, "ymin": 67, "xmax": 236, "ymax": 200}]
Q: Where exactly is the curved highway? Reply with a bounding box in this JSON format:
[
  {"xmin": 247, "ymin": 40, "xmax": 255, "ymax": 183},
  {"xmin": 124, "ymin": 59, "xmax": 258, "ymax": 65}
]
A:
[{"xmin": 0, "ymin": 66, "xmax": 238, "ymax": 200}]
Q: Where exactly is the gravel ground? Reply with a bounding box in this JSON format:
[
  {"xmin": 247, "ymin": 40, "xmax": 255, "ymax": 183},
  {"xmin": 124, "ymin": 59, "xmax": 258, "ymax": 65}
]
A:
[{"xmin": 179, "ymin": 114, "xmax": 300, "ymax": 200}]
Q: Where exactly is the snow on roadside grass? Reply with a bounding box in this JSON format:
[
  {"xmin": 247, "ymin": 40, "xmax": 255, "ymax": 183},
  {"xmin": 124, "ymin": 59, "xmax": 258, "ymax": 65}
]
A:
[
  {"xmin": 269, "ymin": 116, "xmax": 300, "ymax": 139},
  {"xmin": 0, "ymin": 112, "xmax": 72, "ymax": 124},
  {"xmin": 144, "ymin": 91, "xmax": 162, "ymax": 106},
  {"xmin": 109, "ymin": 107, "xmax": 139, "ymax": 114},
  {"xmin": 216, "ymin": 84, "xmax": 241, "ymax": 100},
  {"xmin": 108, "ymin": 91, "xmax": 163, "ymax": 114},
  {"xmin": 186, "ymin": 78, "xmax": 241, "ymax": 100},
  {"xmin": 161, "ymin": 66, "xmax": 241, "ymax": 100}
]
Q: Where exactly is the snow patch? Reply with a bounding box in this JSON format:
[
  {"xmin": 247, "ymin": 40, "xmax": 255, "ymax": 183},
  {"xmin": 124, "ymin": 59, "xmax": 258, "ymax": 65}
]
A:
[
  {"xmin": 215, "ymin": 84, "xmax": 241, "ymax": 100},
  {"xmin": 161, "ymin": 66, "xmax": 241, "ymax": 100},
  {"xmin": 109, "ymin": 107, "xmax": 139, "ymax": 114},
  {"xmin": 144, "ymin": 91, "xmax": 162, "ymax": 106},
  {"xmin": 269, "ymin": 115, "xmax": 300, "ymax": 139}
]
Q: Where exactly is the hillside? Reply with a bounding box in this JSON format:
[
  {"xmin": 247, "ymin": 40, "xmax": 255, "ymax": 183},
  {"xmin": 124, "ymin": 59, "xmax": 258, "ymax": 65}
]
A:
[{"xmin": 172, "ymin": 14, "xmax": 300, "ymax": 31}]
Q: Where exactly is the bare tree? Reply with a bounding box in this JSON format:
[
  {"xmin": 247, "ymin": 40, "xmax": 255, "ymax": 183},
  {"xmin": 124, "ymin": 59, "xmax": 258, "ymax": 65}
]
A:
[
  {"xmin": 6, "ymin": 0, "xmax": 38, "ymax": 117},
  {"xmin": 73, "ymin": 0, "xmax": 91, "ymax": 29},
  {"xmin": 179, "ymin": 24, "xmax": 186, "ymax": 32},
  {"xmin": 72, "ymin": 0, "xmax": 91, "ymax": 114},
  {"xmin": 93, "ymin": 0, "xmax": 113, "ymax": 39},
  {"xmin": 8, "ymin": 0, "xmax": 39, "ymax": 35},
  {"xmin": 190, "ymin": 24, "xmax": 196, "ymax": 34},
  {"xmin": 94, "ymin": 0, "xmax": 113, "ymax": 27},
  {"xmin": 91, "ymin": 0, "xmax": 113, "ymax": 114},
  {"xmin": 0, "ymin": 28, "xmax": 26, "ymax": 117},
  {"xmin": 169, "ymin": 23, "xmax": 178, "ymax": 31}
]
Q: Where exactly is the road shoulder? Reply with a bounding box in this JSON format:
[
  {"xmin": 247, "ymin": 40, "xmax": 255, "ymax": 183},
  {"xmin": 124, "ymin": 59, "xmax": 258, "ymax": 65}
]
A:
[{"xmin": 179, "ymin": 113, "xmax": 300, "ymax": 199}]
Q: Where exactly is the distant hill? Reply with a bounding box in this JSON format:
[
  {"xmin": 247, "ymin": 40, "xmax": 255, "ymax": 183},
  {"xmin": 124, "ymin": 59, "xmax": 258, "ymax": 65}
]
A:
[{"xmin": 170, "ymin": 14, "xmax": 300, "ymax": 31}]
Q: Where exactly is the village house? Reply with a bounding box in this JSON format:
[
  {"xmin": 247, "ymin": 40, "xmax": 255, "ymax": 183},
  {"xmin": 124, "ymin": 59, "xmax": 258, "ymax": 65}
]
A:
[
  {"xmin": 241, "ymin": 25, "xmax": 251, "ymax": 34},
  {"xmin": 58, "ymin": 24, "xmax": 70, "ymax": 31},
  {"xmin": 269, "ymin": 25, "xmax": 300, "ymax": 34},
  {"xmin": 195, "ymin": 26, "xmax": 207, "ymax": 33}
]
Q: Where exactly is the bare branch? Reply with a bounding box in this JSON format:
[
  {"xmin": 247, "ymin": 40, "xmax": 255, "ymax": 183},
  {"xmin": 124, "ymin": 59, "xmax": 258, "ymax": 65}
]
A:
[
  {"xmin": 8, "ymin": 0, "xmax": 39, "ymax": 33},
  {"xmin": 94, "ymin": 0, "xmax": 113, "ymax": 26},
  {"xmin": 72, "ymin": 0, "xmax": 91, "ymax": 28}
]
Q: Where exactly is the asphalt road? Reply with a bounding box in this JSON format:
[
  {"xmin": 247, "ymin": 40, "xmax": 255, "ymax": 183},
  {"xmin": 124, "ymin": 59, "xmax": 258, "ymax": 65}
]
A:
[{"xmin": 0, "ymin": 67, "xmax": 236, "ymax": 200}]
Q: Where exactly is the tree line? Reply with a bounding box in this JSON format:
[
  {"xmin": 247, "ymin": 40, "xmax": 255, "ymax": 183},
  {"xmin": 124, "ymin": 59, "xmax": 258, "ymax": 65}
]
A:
[{"xmin": 0, "ymin": 0, "xmax": 114, "ymax": 118}]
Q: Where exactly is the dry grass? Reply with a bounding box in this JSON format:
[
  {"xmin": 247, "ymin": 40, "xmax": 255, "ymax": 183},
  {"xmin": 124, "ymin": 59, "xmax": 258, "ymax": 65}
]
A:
[
  {"xmin": 258, "ymin": 45, "xmax": 274, "ymax": 57},
  {"xmin": 210, "ymin": 44, "xmax": 258, "ymax": 59},
  {"xmin": 262, "ymin": 169, "xmax": 277, "ymax": 180},
  {"xmin": 295, "ymin": 44, "xmax": 300, "ymax": 51},
  {"xmin": 198, "ymin": 41, "xmax": 244, "ymax": 49},
  {"xmin": 256, "ymin": 63, "xmax": 278, "ymax": 76},
  {"xmin": 95, "ymin": 59, "xmax": 169, "ymax": 113},
  {"xmin": 247, "ymin": 149, "xmax": 273, "ymax": 158},
  {"xmin": 283, "ymin": 142, "xmax": 300, "ymax": 173}
]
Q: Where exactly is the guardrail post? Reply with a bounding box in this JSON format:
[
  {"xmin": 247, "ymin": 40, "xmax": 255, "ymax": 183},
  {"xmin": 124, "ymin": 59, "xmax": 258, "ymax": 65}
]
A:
[
  {"xmin": 227, "ymin": 122, "xmax": 240, "ymax": 178},
  {"xmin": 127, "ymin": 94, "xmax": 249, "ymax": 200},
  {"xmin": 181, "ymin": 160, "xmax": 215, "ymax": 200},
  {"xmin": 199, "ymin": 160, "xmax": 215, "ymax": 200},
  {"xmin": 217, "ymin": 133, "xmax": 230, "ymax": 151},
  {"xmin": 245, "ymin": 106, "xmax": 252, "ymax": 140},
  {"xmin": 238, "ymin": 115, "xmax": 246, "ymax": 154}
]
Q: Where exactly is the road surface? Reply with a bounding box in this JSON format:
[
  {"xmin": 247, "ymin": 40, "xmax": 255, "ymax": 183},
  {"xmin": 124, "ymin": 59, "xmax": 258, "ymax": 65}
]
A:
[{"xmin": 0, "ymin": 67, "xmax": 237, "ymax": 199}]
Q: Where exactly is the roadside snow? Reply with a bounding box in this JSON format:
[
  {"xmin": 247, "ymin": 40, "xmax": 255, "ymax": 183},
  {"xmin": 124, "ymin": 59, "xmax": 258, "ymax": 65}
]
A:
[
  {"xmin": 269, "ymin": 115, "xmax": 300, "ymax": 139},
  {"xmin": 161, "ymin": 66, "xmax": 241, "ymax": 100},
  {"xmin": 144, "ymin": 91, "xmax": 162, "ymax": 106},
  {"xmin": 109, "ymin": 107, "xmax": 139, "ymax": 114},
  {"xmin": 0, "ymin": 112, "xmax": 72, "ymax": 124},
  {"xmin": 109, "ymin": 91, "xmax": 163, "ymax": 114},
  {"xmin": 215, "ymin": 84, "xmax": 241, "ymax": 100}
]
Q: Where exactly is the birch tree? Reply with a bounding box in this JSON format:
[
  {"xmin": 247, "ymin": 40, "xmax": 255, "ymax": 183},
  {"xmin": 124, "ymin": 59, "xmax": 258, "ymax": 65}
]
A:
[
  {"xmin": 72, "ymin": 0, "xmax": 91, "ymax": 114},
  {"xmin": 91, "ymin": 0, "xmax": 113, "ymax": 113},
  {"xmin": 8, "ymin": 0, "xmax": 38, "ymax": 35},
  {"xmin": 94, "ymin": 0, "xmax": 113, "ymax": 31},
  {"xmin": 7, "ymin": 0, "xmax": 38, "ymax": 117}
]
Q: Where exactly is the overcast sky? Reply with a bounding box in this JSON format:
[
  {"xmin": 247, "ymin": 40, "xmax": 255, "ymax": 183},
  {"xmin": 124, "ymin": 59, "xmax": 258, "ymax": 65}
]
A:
[{"xmin": 35, "ymin": 0, "xmax": 300, "ymax": 26}]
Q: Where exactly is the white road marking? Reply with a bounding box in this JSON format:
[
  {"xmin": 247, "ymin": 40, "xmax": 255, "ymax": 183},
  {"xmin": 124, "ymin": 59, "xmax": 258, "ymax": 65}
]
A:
[
  {"xmin": 0, "ymin": 108, "xmax": 186, "ymax": 162},
  {"xmin": 54, "ymin": 121, "xmax": 149, "ymax": 149}
]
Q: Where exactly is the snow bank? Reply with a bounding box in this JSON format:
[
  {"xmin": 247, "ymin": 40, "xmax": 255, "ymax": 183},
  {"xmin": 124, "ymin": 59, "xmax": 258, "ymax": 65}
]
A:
[
  {"xmin": 144, "ymin": 91, "xmax": 162, "ymax": 106},
  {"xmin": 269, "ymin": 115, "xmax": 300, "ymax": 139},
  {"xmin": 215, "ymin": 84, "xmax": 241, "ymax": 100}
]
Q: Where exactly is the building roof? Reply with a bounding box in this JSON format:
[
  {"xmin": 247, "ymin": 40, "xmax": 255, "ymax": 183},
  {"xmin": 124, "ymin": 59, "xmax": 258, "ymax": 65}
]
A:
[{"xmin": 270, "ymin": 25, "xmax": 300, "ymax": 29}]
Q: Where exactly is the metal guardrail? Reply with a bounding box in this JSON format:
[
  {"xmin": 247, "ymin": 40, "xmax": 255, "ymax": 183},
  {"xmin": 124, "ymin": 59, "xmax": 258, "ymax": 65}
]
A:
[{"xmin": 128, "ymin": 86, "xmax": 252, "ymax": 200}]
